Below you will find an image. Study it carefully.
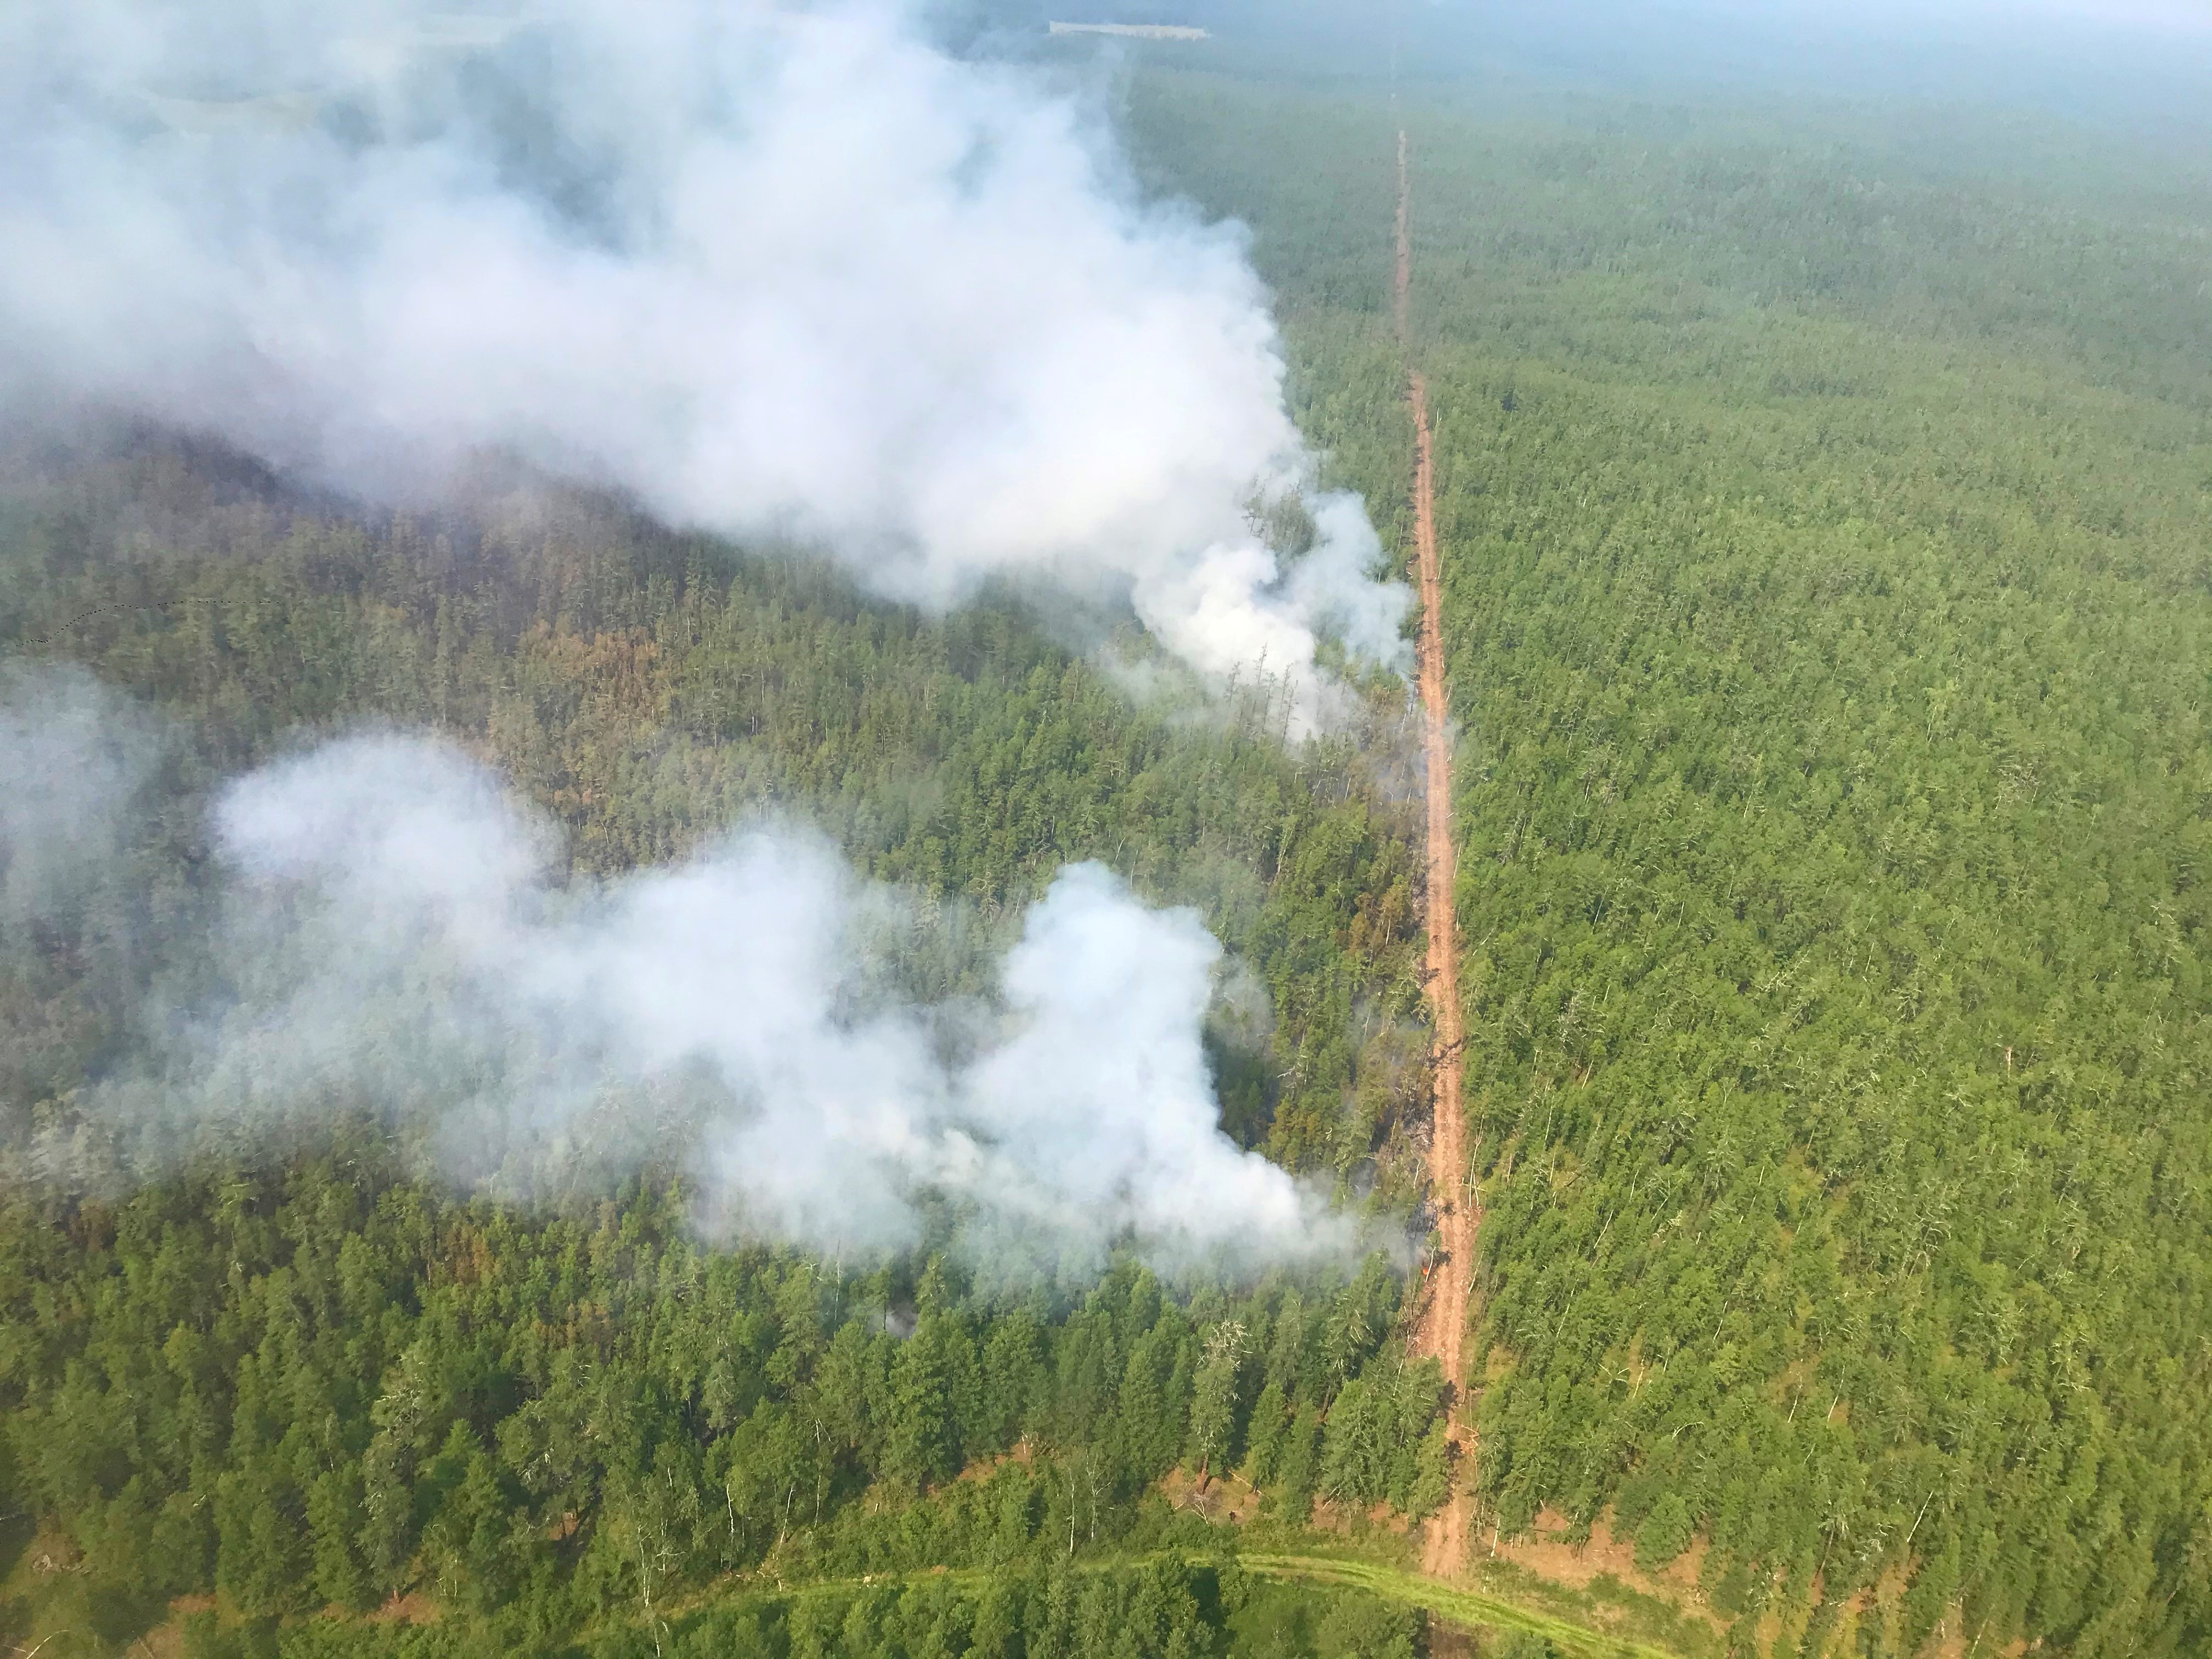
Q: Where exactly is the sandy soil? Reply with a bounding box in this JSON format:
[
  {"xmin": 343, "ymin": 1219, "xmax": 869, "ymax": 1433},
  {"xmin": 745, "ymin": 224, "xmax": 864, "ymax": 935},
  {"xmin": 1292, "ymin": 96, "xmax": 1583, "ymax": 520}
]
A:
[
  {"xmin": 1487, "ymin": 1508, "xmax": 1723, "ymax": 1629},
  {"xmin": 1395, "ymin": 126, "xmax": 1479, "ymax": 1582}
]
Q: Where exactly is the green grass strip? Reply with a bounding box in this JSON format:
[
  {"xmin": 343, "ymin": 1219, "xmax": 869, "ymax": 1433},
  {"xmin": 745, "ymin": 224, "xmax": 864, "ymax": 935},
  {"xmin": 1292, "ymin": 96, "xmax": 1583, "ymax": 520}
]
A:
[{"xmin": 1236, "ymin": 1554, "xmax": 1687, "ymax": 1659}]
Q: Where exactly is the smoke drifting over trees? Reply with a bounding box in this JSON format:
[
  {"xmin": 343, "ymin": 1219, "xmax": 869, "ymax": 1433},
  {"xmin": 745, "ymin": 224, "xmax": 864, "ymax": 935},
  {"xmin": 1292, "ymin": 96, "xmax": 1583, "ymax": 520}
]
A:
[
  {"xmin": 0, "ymin": 3, "xmax": 1408, "ymax": 1276},
  {"xmin": 0, "ymin": 0, "xmax": 1409, "ymax": 723},
  {"xmin": 2, "ymin": 671, "xmax": 1347, "ymax": 1274}
]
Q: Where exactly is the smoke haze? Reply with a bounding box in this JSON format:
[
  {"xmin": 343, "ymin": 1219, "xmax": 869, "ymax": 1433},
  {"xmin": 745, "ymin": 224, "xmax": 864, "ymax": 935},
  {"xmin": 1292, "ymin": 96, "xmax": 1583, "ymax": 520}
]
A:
[
  {"xmin": 1087, "ymin": 1, "xmax": 2211, "ymax": 149},
  {"xmin": 4, "ymin": 674, "xmax": 1345, "ymax": 1275},
  {"xmin": 0, "ymin": 0, "xmax": 1409, "ymax": 725},
  {"xmin": 0, "ymin": 665, "xmax": 161, "ymax": 929}
]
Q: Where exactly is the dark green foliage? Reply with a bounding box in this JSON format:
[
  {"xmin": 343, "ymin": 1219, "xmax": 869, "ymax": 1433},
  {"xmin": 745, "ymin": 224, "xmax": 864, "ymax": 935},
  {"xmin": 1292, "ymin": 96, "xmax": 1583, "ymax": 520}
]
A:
[
  {"xmin": 0, "ymin": 1154, "xmax": 1440, "ymax": 1635},
  {"xmin": 213, "ymin": 1558, "xmax": 1417, "ymax": 1659},
  {"xmin": 1224, "ymin": 1573, "xmax": 1425, "ymax": 1659},
  {"xmin": 0, "ymin": 447, "xmax": 1425, "ymax": 1182}
]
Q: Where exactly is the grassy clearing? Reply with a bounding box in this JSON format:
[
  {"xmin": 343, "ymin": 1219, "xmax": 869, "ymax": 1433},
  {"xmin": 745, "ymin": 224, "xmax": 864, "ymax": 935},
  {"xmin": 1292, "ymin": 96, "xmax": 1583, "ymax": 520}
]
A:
[{"xmin": 1237, "ymin": 1553, "xmax": 1688, "ymax": 1659}]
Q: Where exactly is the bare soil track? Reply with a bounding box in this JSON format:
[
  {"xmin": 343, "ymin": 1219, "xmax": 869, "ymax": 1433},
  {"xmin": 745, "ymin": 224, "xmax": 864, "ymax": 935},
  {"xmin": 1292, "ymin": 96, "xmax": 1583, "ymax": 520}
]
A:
[{"xmin": 1396, "ymin": 125, "xmax": 1478, "ymax": 1580}]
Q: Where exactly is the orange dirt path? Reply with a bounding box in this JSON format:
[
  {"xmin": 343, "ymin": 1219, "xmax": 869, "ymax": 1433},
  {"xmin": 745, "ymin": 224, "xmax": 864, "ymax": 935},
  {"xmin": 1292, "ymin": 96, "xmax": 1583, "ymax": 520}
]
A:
[{"xmin": 1397, "ymin": 125, "xmax": 1477, "ymax": 1580}]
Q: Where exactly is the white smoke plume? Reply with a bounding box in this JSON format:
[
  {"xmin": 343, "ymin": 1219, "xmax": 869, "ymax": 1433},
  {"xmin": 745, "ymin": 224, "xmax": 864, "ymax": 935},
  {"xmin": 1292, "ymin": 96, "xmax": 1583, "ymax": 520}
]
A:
[
  {"xmin": 0, "ymin": 0, "xmax": 1409, "ymax": 726},
  {"xmin": 23, "ymin": 712, "xmax": 1346, "ymax": 1274}
]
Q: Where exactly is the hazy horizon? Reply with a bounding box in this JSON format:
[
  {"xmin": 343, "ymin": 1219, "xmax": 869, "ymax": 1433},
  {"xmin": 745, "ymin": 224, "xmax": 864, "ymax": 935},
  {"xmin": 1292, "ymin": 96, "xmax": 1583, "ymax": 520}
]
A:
[{"xmin": 987, "ymin": 0, "xmax": 2212, "ymax": 146}]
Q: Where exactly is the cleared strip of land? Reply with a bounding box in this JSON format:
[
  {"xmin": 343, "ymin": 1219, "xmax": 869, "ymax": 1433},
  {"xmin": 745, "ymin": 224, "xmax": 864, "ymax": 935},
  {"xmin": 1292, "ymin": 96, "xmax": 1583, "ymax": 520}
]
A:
[{"xmin": 1397, "ymin": 123, "xmax": 1478, "ymax": 1581}]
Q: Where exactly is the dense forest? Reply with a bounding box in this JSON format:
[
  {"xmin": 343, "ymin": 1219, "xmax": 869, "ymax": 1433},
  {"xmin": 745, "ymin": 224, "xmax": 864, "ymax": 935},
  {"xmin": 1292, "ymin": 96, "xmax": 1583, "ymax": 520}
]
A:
[
  {"xmin": 6, "ymin": 24, "xmax": 2212, "ymax": 1659},
  {"xmin": 1126, "ymin": 62, "xmax": 2212, "ymax": 1659},
  {"xmin": 0, "ymin": 442, "xmax": 1459, "ymax": 1652}
]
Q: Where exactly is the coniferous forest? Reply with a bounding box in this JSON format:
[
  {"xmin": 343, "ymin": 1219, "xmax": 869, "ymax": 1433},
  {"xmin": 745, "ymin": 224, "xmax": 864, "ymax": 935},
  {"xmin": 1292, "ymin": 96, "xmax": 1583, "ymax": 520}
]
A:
[
  {"xmin": 1127, "ymin": 54, "xmax": 2212, "ymax": 1658},
  {"xmin": 5, "ymin": 11, "xmax": 2212, "ymax": 1659}
]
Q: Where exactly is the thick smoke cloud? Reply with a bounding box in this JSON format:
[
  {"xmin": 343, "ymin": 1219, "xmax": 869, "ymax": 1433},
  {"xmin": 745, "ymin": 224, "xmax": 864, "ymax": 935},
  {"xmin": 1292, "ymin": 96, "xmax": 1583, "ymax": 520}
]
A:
[
  {"xmin": 5, "ymin": 682, "xmax": 1344, "ymax": 1274},
  {"xmin": 0, "ymin": 0, "xmax": 1409, "ymax": 725}
]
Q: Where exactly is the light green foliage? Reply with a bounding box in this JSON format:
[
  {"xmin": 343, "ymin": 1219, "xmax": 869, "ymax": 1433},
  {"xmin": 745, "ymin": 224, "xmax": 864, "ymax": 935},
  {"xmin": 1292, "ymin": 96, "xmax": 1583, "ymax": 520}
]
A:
[
  {"xmin": 1317, "ymin": 1356, "xmax": 1447, "ymax": 1519},
  {"xmin": 1125, "ymin": 63, "xmax": 2212, "ymax": 1659}
]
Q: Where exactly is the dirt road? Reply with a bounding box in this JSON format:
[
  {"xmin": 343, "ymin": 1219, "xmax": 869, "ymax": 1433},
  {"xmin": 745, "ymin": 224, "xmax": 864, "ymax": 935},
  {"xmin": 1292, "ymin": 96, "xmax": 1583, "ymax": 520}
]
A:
[{"xmin": 1396, "ymin": 126, "xmax": 1477, "ymax": 1579}]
